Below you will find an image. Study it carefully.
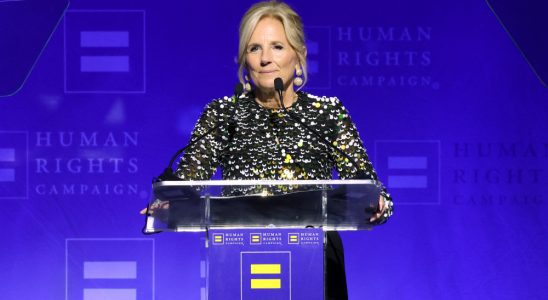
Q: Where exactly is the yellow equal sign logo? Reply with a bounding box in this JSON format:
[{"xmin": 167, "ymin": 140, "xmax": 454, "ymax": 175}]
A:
[
  {"xmin": 250, "ymin": 264, "xmax": 281, "ymax": 289},
  {"xmin": 213, "ymin": 234, "xmax": 224, "ymax": 244},
  {"xmin": 288, "ymin": 233, "xmax": 299, "ymax": 244},
  {"xmin": 250, "ymin": 233, "xmax": 261, "ymax": 244}
]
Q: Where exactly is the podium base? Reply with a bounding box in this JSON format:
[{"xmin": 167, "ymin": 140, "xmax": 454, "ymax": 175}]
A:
[{"xmin": 206, "ymin": 228, "xmax": 324, "ymax": 300}]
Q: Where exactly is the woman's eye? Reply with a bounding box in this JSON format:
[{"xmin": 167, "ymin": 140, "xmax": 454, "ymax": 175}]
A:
[
  {"xmin": 274, "ymin": 45, "xmax": 284, "ymax": 50},
  {"xmin": 248, "ymin": 45, "xmax": 259, "ymax": 52}
]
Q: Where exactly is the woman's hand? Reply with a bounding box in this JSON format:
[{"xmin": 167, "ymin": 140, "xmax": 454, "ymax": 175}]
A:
[
  {"xmin": 139, "ymin": 201, "xmax": 170, "ymax": 215},
  {"xmin": 369, "ymin": 195, "xmax": 386, "ymax": 223}
]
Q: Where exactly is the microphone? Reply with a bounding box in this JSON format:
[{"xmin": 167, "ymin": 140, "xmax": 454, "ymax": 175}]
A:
[
  {"xmin": 274, "ymin": 77, "xmax": 286, "ymax": 110},
  {"xmin": 273, "ymin": 77, "xmax": 368, "ymax": 179},
  {"xmin": 155, "ymin": 83, "xmax": 244, "ymax": 182},
  {"xmin": 227, "ymin": 83, "xmax": 244, "ymax": 138},
  {"xmin": 234, "ymin": 83, "xmax": 244, "ymax": 97}
]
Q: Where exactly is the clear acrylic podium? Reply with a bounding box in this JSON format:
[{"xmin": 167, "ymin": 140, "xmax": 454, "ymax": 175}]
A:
[
  {"xmin": 145, "ymin": 179, "xmax": 383, "ymax": 300},
  {"xmin": 145, "ymin": 179, "xmax": 382, "ymax": 232}
]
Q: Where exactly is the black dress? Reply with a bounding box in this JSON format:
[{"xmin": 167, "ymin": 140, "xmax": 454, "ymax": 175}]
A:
[{"xmin": 176, "ymin": 91, "xmax": 393, "ymax": 299}]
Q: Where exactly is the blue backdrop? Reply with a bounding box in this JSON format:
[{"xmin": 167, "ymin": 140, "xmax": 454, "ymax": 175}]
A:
[{"xmin": 1, "ymin": 0, "xmax": 547, "ymax": 299}]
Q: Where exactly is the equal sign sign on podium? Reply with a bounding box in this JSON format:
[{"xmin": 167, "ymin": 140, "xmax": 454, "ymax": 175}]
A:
[
  {"xmin": 288, "ymin": 233, "xmax": 300, "ymax": 244},
  {"xmin": 250, "ymin": 264, "xmax": 282, "ymax": 289},
  {"xmin": 250, "ymin": 233, "xmax": 262, "ymax": 245},
  {"xmin": 241, "ymin": 252, "xmax": 291, "ymax": 299}
]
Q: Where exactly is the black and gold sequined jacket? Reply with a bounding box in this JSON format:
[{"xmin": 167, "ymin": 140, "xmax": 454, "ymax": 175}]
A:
[{"xmin": 176, "ymin": 91, "xmax": 393, "ymax": 223}]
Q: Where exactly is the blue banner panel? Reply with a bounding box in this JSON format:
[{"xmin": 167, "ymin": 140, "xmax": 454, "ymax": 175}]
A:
[
  {"xmin": 66, "ymin": 239, "xmax": 154, "ymax": 300},
  {"xmin": 208, "ymin": 229, "xmax": 324, "ymax": 300},
  {"xmin": 487, "ymin": 0, "xmax": 548, "ymax": 86},
  {"xmin": 0, "ymin": 0, "xmax": 547, "ymax": 299},
  {"xmin": 64, "ymin": 10, "xmax": 145, "ymax": 93},
  {"xmin": 375, "ymin": 140, "xmax": 441, "ymax": 204},
  {"xmin": 0, "ymin": 0, "xmax": 69, "ymax": 96}
]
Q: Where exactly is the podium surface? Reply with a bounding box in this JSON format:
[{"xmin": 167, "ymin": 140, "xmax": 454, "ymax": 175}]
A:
[{"xmin": 146, "ymin": 179, "xmax": 382, "ymax": 232}]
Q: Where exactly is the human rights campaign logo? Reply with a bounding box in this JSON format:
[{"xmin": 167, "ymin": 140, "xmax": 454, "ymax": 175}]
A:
[
  {"xmin": 241, "ymin": 252, "xmax": 291, "ymax": 299},
  {"xmin": 288, "ymin": 233, "xmax": 299, "ymax": 245},
  {"xmin": 0, "ymin": 131, "xmax": 28, "ymax": 199},
  {"xmin": 250, "ymin": 233, "xmax": 262, "ymax": 245},
  {"xmin": 304, "ymin": 27, "xmax": 331, "ymax": 89},
  {"xmin": 375, "ymin": 140, "xmax": 440, "ymax": 204},
  {"xmin": 212, "ymin": 233, "xmax": 224, "ymax": 245},
  {"xmin": 64, "ymin": 10, "xmax": 145, "ymax": 93},
  {"xmin": 66, "ymin": 238, "xmax": 154, "ymax": 300}
]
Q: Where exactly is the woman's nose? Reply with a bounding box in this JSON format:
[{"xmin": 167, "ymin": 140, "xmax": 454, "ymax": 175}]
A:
[{"xmin": 260, "ymin": 48, "xmax": 272, "ymax": 66}]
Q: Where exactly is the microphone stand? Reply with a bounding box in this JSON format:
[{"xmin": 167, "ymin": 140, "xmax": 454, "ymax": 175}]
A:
[
  {"xmin": 143, "ymin": 83, "xmax": 244, "ymax": 235},
  {"xmin": 155, "ymin": 83, "xmax": 244, "ymax": 182}
]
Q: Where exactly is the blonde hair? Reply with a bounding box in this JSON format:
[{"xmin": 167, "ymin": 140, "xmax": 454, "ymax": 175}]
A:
[{"xmin": 237, "ymin": 1, "xmax": 307, "ymax": 90}]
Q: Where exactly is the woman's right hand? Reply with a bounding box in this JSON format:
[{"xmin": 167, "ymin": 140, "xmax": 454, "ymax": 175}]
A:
[{"xmin": 139, "ymin": 201, "xmax": 170, "ymax": 215}]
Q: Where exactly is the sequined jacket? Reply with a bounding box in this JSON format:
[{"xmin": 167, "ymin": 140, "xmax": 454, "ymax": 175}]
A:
[{"xmin": 176, "ymin": 91, "xmax": 393, "ymax": 224}]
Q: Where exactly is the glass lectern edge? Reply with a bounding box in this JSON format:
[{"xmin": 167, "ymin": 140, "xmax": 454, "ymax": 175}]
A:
[{"xmin": 153, "ymin": 179, "xmax": 380, "ymax": 187}]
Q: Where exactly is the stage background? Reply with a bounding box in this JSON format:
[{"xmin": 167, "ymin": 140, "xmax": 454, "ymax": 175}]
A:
[{"xmin": 1, "ymin": 0, "xmax": 547, "ymax": 299}]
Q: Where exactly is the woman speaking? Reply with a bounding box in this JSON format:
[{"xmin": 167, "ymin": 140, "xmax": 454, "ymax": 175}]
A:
[{"xmin": 175, "ymin": 1, "xmax": 394, "ymax": 299}]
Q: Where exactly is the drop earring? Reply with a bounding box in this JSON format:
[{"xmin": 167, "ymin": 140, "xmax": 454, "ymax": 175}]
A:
[
  {"xmin": 294, "ymin": 65, "xmax": 303, "ymax": 86},
  {"xmin": 244, "ymin": 74, "xmax": 252, "ymax": 92}
]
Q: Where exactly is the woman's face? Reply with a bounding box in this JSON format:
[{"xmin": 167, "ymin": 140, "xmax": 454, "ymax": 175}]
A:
[{"xmin": 245, "ymin": 17, "xmax": 299, "ymax": 93}]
